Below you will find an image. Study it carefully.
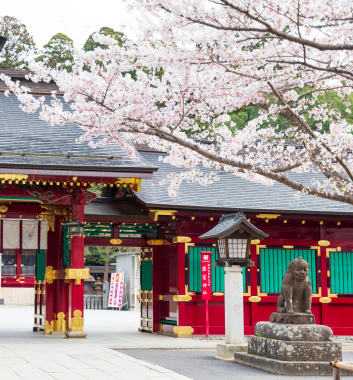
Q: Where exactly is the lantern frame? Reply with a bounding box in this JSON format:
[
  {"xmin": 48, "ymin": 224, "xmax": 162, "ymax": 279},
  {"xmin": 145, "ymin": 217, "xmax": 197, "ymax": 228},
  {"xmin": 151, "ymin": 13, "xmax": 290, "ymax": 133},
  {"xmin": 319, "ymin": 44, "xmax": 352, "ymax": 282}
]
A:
[
  {"xmin": 64, "ymin": 218, "xmax": 85, "ymax": 237},
  {"xmin": 199, "ymin": 212, "xmax": 268, "ymax": 267}
]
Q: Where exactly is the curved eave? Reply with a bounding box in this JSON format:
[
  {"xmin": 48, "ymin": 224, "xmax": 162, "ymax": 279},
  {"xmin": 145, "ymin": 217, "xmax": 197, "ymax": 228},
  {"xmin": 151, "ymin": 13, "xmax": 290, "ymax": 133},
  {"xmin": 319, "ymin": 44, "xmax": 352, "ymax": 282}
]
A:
[{"xmin": 200, "ymin": 216, "xmax": 268, "ymax": 241}]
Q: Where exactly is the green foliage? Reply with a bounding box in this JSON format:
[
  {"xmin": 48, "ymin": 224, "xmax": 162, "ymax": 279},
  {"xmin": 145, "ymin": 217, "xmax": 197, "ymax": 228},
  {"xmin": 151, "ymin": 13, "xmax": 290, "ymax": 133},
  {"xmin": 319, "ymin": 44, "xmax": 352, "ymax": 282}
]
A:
[
  {"xmin": 0, "ymin": 16, "xmax": 36, "ymax": 70},
  {"xmin": 36, "ymin": 33, "xmax": 74, "ymax": 71},
  {"xmin": 224, "ymin": 90, "xmax": 353, "ymax": 137},
  {"xmin": 83, "ymin": 27, "xmax": 126, "ymax": 52},
  {"xmin": 84, "ymin": 246, "xmax": 118, "ymax": 266},
  {"xmin": 84, "ymin": 246, "xmax": 139, "ymax": 266}
]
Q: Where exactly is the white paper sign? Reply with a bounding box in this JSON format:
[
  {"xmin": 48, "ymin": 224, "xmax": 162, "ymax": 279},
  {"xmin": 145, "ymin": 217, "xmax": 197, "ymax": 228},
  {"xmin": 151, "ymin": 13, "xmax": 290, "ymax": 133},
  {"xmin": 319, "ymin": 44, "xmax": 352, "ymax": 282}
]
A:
[{"xmin": 108, "ymin": 273, "xmax": 125, "ymax": 308}]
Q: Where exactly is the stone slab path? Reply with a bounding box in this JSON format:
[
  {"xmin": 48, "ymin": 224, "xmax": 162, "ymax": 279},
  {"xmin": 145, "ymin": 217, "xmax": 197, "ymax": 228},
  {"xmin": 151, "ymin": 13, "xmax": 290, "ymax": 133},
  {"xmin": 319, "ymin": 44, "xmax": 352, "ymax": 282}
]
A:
[{"xmin": 0, "ymin": 306, "xmax": 216, "ymax": 379}]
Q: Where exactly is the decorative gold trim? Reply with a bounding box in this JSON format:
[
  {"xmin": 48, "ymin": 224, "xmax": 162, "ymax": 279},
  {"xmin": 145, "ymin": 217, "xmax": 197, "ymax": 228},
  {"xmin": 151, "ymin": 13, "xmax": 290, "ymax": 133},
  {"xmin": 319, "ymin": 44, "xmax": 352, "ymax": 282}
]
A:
[
  {"xmin": 54, "ymin": 312, "xmax": 68, "ymax": 332},
  {"xmin": 185, "ymin": 285, "xmax": 196, "ymax": 296},
  {"xmin": 147, "ymin": 239, "xmax": 169, "ymax": 246},
  {"xmin": 65, "ymin": 268, "xmax": 89, "ymax": 285},
  {"xmin": 185, "ymin": 242, "xmax": 195, "ymax": 254},
  {"xmin": 45, "ymin": 320, "xmax": 53, "ymax": 333},
  {"xmin": 45, "ymin": 266, "xmax": 56, "ymax": 284},
  {"xmin": 251, "ymin": 239, "xmax": 260, "ymax": 245},
  {"xmin": 115, "ymin": 178, "xmax": 142, "ymax": 192},
  {"xmin": 283, "ymin": 245, "xmax": 294, "ymax": 249},
  {"xmin": 256, "ymin": 214, "xmax": 280, "ymax": 219},
  {"xmin": 173, "ymin": 326, "xmax": 194, "ymax": 335},
  {"xmin": 319, "ymin": 297, "xmax": 332, "ymax": 304},
  {"xmin": 173, "ymin": 236, "xmax": 192, "ymax": 243},
  {"xmin": 310, "ymin": 246, "xmax": 321, "ymax": 255},
  {"xmin": 159, "ymin": 324, "xmax": 163, "ymax": 332},
  {"xmin": 249, "ymin": 296, "xmax": 261, "ymax": 303},
  {"xmin": 328, "ymin": 288, "xmax": 338, "ymax": 298},
  {"xmin": 173, "ymin": 295, "xmax": 192, "ymax": 302},
  {"xmin": 318, "ymin": 240, "xmax": 330, "ymax": 247},
  {"xmin": 71, "ymin": 310, "xmax": 84, "ymax": 331},
  {"xmin": 148, "ymin": 209, "xmax": 177, "ymax": 221},
  {"xmin": 110, "ymin": 239, "xmax": 122, "ymax": 245},
  {"xmin": 0, "ymin": 174, "xmax": 28, "ymax": 181},
  {"xmin": 256, "ymin": 245, "xmax": 267, "ymax": 255},
  {"xmin": 158, "ymin": 295, "xmax": 163, "ymax": 301},
  {"xmin": 0, "ymin": 205, "xmax": 8, "ymax": 213},
  {"xmin": 337, "ymin": 247, "xmax": 341, "ymax": 252},
  {"xmin": 213, "ymin": 292, "xmax": 224, "ymax": 296},
  {"xmin": 257, "ymin": 286, "xmax": 268, "ymax": 297}
]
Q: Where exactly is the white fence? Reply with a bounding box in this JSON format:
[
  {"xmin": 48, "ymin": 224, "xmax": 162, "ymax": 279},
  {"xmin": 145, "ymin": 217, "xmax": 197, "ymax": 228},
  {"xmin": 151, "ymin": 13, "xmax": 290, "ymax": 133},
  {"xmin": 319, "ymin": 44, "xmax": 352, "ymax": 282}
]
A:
[{"xmin": 84, "ymin": 295, "xmax": 103, "ymax": 309}]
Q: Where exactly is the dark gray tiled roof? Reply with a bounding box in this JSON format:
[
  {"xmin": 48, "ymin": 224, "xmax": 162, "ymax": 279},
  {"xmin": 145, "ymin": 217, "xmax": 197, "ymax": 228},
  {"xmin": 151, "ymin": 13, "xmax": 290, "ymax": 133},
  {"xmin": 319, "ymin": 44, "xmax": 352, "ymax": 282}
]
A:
[
  {"xmin": 199, "ymin": 213, "xmax": 269, "ymax": 239},
  {"xmin": 0, "ymin": 94, "xmax": 157, "ymax": 173},
  {"xmin": 136, "ymin": 152, "xmax": 353, "ymax": 215}
]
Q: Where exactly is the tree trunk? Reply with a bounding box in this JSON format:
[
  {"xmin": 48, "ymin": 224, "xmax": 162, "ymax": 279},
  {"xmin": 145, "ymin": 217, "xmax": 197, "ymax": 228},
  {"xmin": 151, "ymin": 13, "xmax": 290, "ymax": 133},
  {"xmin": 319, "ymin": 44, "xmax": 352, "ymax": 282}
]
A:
[{"xmin": 103, "ymin": 249, "xmax": 109, "ymax": 283}]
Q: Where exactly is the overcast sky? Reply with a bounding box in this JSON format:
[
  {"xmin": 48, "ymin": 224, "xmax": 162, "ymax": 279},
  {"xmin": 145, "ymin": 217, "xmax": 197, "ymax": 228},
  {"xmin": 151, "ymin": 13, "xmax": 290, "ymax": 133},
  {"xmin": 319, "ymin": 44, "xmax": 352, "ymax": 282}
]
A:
[{"xmin": 1, "ymin": 0, "xmax": 134, "ymax": 49}]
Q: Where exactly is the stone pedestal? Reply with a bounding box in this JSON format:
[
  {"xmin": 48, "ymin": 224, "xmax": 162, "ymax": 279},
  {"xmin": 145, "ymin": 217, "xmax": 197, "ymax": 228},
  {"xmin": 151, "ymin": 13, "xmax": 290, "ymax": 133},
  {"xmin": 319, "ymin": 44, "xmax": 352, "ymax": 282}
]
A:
[
  {"xmin": 234, "ymin": 322, "xmax": 342, "ymax": 376},
  {"xmin": 217, "ymin": 266, "xmax": 245, "ymax": 359},
  {"xmin": 270, "ymin": 312, "xmax": 315, "ymax": 324}
]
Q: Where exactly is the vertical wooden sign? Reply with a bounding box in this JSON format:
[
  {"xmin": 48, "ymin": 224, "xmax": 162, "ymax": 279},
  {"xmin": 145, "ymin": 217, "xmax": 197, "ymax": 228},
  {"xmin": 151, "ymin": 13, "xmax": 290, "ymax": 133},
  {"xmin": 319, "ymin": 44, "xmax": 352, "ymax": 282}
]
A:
[{"xmin": 200, "ymin": 251, "xmax": 212, "ymax": 337}]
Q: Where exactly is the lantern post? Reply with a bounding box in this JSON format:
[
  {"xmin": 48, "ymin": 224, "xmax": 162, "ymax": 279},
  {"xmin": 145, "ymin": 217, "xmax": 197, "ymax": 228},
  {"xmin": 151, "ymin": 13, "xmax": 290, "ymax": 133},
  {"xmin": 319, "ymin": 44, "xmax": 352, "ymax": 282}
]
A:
[{"xmin": 200, "ymin": 212, "xmax": 268, "ymax": 358}]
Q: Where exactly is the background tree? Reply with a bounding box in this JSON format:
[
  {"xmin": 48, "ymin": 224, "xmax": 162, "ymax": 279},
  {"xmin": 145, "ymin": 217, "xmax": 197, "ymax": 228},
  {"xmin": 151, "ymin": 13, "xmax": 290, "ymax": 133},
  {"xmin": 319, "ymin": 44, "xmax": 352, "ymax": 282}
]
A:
[
  {"xmin": 83, "ymin": 27, "xmax": 126, "ymax": 52},
  {"xmin": 0, "ymin": 16, "xmax": 36, "ymax": 70},
  {"xmin": 85, "ymin": 246, "xmax": 139, "ymax": 282},
  {"xmin": 36, "ymin": 33, "xmax": 74, "ymax": 71}
]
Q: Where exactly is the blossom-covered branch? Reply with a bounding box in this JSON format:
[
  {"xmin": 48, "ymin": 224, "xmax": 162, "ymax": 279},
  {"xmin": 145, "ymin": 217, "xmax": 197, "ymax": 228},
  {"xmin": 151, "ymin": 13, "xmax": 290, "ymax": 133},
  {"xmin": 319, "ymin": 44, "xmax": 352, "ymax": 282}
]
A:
[{"xmin": 2, "ymin": 0, "xmax": 353, "ymax": 205}]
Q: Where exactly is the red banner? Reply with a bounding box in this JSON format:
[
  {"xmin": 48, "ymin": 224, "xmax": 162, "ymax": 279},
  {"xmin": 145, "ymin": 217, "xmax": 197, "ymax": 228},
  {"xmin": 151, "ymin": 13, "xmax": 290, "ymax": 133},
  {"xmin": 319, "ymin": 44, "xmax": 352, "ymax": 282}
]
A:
[{"xmin": 200, "ymin": 251, "xmax": 212, "ymax": 300}]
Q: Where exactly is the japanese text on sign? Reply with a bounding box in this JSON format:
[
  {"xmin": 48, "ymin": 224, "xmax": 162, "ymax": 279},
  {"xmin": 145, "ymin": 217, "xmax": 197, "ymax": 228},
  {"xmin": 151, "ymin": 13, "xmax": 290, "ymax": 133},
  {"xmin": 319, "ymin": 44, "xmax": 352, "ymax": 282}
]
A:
[
  {"xmin": 108, "ymin": 272, "xmax": 125, "ymax": 308},
  {"xmin": 201, "ymin": 252, "xmax": 212, "ymax": 300}
]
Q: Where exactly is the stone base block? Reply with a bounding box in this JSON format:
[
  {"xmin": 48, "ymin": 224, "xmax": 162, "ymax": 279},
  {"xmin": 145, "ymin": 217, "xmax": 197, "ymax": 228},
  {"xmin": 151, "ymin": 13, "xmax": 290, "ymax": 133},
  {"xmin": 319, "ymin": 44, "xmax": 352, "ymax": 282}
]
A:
[
  {"xmin": 255, "ymin": 321, "xmax": 333, "ymax": 341},
  {"xmin": 216, "ymin": 343, "xmax": 248, "ymax": 359},
  {"xmin": 270, "ymin": 312, "xmax": 315, "ymax": 324},
  {"xmin": 65, "ymin": 330, "xmax": 87, "ymax": 338},
  {"xmin": 248, "ymin": 336, "xmax": 342, "ymax": 361},
  {"xmin": 234, "ymin": 352, "xmax": 352, "ymax": 376}
]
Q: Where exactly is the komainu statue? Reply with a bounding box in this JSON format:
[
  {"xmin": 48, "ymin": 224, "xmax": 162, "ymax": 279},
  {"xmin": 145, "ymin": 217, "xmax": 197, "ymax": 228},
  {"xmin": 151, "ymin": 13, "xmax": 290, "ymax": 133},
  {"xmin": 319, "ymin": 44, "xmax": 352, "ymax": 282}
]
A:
[{"xmin": 277, "ymin": 257, "xmax": 312, "ymax": 314}]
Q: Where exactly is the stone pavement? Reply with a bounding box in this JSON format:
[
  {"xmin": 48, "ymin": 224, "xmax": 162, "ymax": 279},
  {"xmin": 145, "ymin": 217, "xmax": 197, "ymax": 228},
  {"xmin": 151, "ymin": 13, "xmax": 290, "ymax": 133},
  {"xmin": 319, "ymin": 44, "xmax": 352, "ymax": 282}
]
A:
[
  {"xmin": 1, "ymin": 306, "xmax": 353, "ymax": 379},
  {"xmin": 0, "ymin": 306, "xmax": 217, "ymax": 380},
  {"xmin": 121, "ymin": 350, "xmax": 353, "ymax": 380}
]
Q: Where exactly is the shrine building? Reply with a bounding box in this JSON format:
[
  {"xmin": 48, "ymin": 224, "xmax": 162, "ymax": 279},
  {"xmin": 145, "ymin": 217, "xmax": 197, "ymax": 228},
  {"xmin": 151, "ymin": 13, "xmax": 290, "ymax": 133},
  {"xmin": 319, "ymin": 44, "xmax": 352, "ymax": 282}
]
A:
[{"xmin": 1, "ymin": 69, "xmax": 353, "ymax": 337}]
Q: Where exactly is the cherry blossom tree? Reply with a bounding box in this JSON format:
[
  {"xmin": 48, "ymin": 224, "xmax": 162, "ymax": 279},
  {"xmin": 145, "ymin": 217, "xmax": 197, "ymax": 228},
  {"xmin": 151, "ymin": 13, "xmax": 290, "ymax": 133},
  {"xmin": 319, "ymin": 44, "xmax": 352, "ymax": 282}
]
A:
[{"xmin": 2, "ymin": 0, "xmax": 353, "ymax": 205}]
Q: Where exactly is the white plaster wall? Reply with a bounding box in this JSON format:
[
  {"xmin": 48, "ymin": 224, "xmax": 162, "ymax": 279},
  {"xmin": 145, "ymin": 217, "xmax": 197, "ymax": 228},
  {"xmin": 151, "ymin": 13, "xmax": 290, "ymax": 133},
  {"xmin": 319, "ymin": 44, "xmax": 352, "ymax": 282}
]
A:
[{"xmin": 1, "ymin": 288, "xmax": 34, "ymax": 305}]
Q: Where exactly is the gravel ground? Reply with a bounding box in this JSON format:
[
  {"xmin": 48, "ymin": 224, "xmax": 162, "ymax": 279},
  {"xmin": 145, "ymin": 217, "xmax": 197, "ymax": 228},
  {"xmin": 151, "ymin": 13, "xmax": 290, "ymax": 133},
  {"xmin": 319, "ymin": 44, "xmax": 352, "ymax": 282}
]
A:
[{"xmin": 119, "ymin": 350, "xmax": 353, "ymax": 379}]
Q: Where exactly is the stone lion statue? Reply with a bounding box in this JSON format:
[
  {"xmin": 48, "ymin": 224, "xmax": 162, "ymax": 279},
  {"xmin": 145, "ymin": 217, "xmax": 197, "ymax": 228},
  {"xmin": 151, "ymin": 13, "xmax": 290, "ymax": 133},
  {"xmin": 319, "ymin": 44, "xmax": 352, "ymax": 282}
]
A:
[{"xmin": 277, "ymin": 257, "xmax": 312, "ymax": 314}]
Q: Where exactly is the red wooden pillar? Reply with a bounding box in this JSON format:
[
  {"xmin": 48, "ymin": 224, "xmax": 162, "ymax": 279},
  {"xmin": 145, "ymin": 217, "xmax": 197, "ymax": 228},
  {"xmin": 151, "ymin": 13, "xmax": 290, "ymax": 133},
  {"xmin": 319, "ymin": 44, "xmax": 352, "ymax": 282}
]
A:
[
  {"xmin": 177, "ymin": 241, "xmax": 187, "ymax": 330},
  {"xmin": 45, "ymin": 224, "xmax": 56, "ymax": 334},
  {"xmin": 65, "ymin": 190, "xmax": 87, "ymax": 338},
  {"xmin": 53, "ymin": 215, "xmax": 69, "ymax": 333},
  {"xmin": 250, "ymin": 243, "xmax": 258, "ymax": 329}
]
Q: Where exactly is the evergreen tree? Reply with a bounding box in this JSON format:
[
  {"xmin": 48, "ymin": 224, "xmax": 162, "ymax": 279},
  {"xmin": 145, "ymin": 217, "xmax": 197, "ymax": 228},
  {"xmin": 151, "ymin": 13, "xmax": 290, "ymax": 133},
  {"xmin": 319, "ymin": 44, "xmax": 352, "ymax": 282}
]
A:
[
  {"xmin": 0, "ymin": 16, "xmax": 36, "ymax": 70},
  {"xmin": 83, "ymin": 27, "xmax": 126, "ymax": 52},
  {"xmin": 36, "ymin": 33, "xmax": 74, "ymax": 71}
]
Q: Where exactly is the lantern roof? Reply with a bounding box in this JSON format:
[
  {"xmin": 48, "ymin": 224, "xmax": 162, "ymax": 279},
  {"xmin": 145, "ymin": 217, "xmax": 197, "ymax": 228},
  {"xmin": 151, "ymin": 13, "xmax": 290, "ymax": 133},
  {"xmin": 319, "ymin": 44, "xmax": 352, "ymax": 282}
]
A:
[{"xmin": 199, "ymin": 212, "xmax": 268, "ymax": 240}]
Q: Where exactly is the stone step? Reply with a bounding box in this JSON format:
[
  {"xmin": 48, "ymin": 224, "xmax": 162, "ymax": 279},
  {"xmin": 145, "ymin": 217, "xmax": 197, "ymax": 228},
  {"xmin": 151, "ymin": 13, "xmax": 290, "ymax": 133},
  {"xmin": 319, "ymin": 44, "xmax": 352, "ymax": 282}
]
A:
[{"xmin": 234, "ymin": 352, "xmax": 351, "ymax": 376}]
